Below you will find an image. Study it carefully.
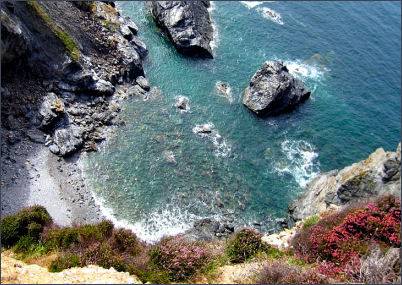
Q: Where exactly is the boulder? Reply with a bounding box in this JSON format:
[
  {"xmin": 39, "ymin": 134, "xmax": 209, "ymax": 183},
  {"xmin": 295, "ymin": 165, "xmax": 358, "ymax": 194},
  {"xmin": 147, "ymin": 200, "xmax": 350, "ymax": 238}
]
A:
[
  {"xmin": 62, "ymin": 69, "xmax": 115, "ymax": 96},
  {"xmin": 150, "ymin": 1, "xmax": 214, "ymax": 58},
  {"xmin": 39, "ymin": 92, "xmax": 65, "ymax": 130},
  {"xmin": 289, "ymin": 143, "xmax": 401, "ymax": 221},
  {"xmin": 135, "ymin": 76, "xmax": 150, "ymax": 91},
  {"xmin": 243, "ymin": 61, "xmax": 310, "ymax": 116},
  {"xmin": 50, "ymin": 124, "xmax": 84, "ymax": 156}
]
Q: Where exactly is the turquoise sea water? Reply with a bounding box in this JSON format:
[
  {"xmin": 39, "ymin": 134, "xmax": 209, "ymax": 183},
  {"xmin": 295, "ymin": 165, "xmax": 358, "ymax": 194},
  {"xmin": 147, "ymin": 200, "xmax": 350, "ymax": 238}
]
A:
[{"xmin": 84, "ymin": 1, "xmax": 401, "ymax": 242}]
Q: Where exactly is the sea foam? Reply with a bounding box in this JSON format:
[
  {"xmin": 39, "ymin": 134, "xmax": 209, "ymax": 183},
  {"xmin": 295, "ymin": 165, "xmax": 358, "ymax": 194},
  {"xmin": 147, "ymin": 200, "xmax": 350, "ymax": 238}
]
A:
[
  {"xmin": 256, "ymin": 7, "xmax": 284, "ymax": 25},
  {"xmin": 273, "ymin": 140, "xmax": 320, "ymax": 188},
  {"xmin": 284, "ymin": 60, "xmax": 327, "ymax": 81},
  {"xmin": 240, "ymin": 1, "xmax": 265, "ymax": 9}
]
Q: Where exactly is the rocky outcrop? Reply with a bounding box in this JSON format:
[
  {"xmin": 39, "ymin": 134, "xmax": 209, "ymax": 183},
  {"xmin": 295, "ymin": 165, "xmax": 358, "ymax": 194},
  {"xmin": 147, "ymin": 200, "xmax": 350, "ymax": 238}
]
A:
[
  {"xmin": 289, "ymin": 144, "xmax": 401, "ymax": 221},
  {"xmin": 150, "ymin": 1, "xmax": 214, "ymax": 58},
  {"xmin": 1, "ymin": 1, "xmax": 150, "ymax": 157},
  {"xmin": 1, "ymin": 251, "xmax": 141, "ymax": 284},
  {"xmin": 183, "ymin": 218, "xmax": 235, "ymax": 241},
  {"xmin": 243, "ymin": 61, "xmax": 310, "ymax": 116}
]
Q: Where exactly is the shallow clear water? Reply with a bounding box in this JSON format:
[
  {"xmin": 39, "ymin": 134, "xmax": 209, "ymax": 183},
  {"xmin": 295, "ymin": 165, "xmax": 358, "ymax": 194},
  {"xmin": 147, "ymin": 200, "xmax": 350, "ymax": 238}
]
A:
[{"xmin": 84, "ymin": 1, "xmax": 401, "ymax": 242}]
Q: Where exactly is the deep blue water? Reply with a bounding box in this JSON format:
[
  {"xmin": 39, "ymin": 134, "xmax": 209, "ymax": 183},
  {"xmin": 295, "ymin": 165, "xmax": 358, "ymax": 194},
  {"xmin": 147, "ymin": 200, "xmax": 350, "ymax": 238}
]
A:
[{"xmin": 84, "ymin": 1, "xmax": 401, "ymax": 242}]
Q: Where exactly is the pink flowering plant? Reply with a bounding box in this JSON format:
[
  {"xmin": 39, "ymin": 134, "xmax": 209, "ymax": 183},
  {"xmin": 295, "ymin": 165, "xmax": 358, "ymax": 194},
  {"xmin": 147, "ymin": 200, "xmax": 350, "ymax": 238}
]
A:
[{"xmin": 150, "ymin": 235, "xmax": 211, "ymax": 281}]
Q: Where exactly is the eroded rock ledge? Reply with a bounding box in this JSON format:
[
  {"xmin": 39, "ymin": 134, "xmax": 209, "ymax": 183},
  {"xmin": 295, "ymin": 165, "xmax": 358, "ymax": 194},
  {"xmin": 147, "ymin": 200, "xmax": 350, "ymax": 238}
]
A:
[
  {"xmin": 150, "ymin": 1, "xmax": 214, "ymax": 58},
  {"xmin": 289, "ymin": 143, "xmax": 401, "ymax": 221}
]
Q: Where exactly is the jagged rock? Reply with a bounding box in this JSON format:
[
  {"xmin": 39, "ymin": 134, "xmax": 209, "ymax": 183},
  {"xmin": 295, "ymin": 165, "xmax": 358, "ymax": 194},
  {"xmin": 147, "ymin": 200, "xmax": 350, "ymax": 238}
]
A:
[
  {"xmin": 117, "ymin": 41, "xmax": 144, "ymax": 80},
  {"xmin": 51, "ymin": 125, "xmax": 84, "ymax": 156},
  {"xmin": 130, "ymin": 36, "xmax": 148, "ymax": 59},
  {"xmin": 39, "ymin": 92, "xmax": 65, "ymax": 130},
  {"xmin": 174, "ymin": 96, "xmax": 190, "ymax": 112},
  {"xmin": 183, "ymin": 218, "xmax": 234, "ymax": 241},
  {"xmin": 150, "ymin": 1, "xmax": 214, "ymax": 58},
  {"xmin": 135, "ymin": 76, "xmax": 150, "ymax": 91},
  {"xmin": 289, "ymin": 144, "xmax": 401, "ymax": 221},
  {"xmin": 0, "ymin": 9, "xmax": 30, "ymax": 65},
  {"xmin": 62, "ymin": 69, "xmax": 115, "ymax": 96},
  {"xmin": 127, "ymin": 85, "xmax": 146, "ymax": 97},
  {"xmin": 243, "ymin": 61, "xmax": 311, "ymax": 116},
  {"xmin": 120, "ymin": 17, "xmax": 138, "ymax": 40}
]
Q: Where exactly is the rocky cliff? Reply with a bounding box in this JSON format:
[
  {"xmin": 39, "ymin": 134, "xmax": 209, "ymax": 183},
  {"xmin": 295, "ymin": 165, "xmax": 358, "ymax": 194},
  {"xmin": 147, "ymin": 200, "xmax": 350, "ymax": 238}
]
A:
[{"xmin": 289, "ymin": 143, "xmax": 401, "ymax": 221}]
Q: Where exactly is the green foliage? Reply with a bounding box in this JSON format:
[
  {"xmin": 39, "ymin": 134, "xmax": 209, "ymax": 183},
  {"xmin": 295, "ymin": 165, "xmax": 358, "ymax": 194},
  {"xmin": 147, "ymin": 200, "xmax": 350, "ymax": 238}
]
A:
[
  {"xmin": 226, "ymin": 228, "xmax": 269, "ymax": 263},
  {"xmin": 49, "ymin": 253, "xmax": 81, "ymax": 272},
  {"xmin": 302, "ymin": 215, "xmax": 319, "ymax": 229},
  {"xmin": 109, "ymin": 228, "xmax": 141, "ymax": 255},
  {"xmin": 26, "ymin": 0, "xmax": 80, "ymax": 61},
  {"xmin": 43, "ymin": 221, "xmax": 114, "ymax": 250},
  {"xmin": 0, "ymin": 206, "xmax": 52, "ymax": 248}
]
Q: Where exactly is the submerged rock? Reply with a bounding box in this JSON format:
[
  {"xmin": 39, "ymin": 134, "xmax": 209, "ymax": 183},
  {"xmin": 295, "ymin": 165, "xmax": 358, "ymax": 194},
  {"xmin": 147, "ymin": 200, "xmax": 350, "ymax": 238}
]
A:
[
  {"xmin": 289, "ymin": 143, "xmax": 401, "ymax": 221},
  {"xmin": 174, "ymin": 96, "xmax": 190, "ymax": 112},
  {"xmin": 150, "ymin": 1, "xmax": 214, "ymax": 58},
  {"xmin": 243, "ymin": 61, "xmax": 310, "ymax": 116},
  {"xmin": 215, "ymin": 81, "xmax": 233, "ymax": 102}
]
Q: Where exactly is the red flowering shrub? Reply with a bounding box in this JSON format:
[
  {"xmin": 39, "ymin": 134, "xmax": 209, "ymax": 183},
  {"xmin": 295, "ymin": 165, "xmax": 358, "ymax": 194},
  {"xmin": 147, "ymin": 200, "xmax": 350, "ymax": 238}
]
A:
[
  {"xmin": 292, "ymin": 195, "xmax": 401, "ymax": 275},
  {"xmin": 150, "ymin": 235, "xmax": 211, "ymax": 281}
]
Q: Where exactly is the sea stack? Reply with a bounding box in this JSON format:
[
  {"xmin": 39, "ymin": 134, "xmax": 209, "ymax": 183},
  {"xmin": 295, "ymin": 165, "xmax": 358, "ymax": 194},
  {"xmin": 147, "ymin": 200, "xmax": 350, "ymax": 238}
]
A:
[
  {"xmin": 243, "ymin": 61, "xmax": 310, "ymax": 116},
  {"xmin": 150, "ymin": 1, "xmax": 214, "ymax": 58}
]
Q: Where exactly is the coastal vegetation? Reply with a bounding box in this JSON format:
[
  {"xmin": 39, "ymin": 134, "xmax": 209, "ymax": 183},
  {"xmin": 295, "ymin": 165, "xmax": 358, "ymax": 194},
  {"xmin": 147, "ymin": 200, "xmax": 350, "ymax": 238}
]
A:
[{"xmin": 1, "ymin": 195, "xmax": 400, "ymax": 284}]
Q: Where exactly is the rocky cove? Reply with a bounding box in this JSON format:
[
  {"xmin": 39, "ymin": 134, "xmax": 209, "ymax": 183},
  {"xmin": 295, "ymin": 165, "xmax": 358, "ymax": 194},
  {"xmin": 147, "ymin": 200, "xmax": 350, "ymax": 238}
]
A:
[{"xmin": 1, "ymin": 1, "xmax": 401, "ymax": 283}]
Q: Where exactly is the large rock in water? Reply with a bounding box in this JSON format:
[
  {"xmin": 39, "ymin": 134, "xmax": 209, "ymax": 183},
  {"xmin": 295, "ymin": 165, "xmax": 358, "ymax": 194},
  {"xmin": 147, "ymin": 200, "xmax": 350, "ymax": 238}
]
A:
[
  {"xmin": 150, "ymin": 1, "xmax": 214, "ymax": 58},
  {"xmin": 243, "ymin": 61, "xmax": 310, "ymax": 116},
  {"xmin": 289, "ymin": 143, "xmax": 401, "ymax": 221}
]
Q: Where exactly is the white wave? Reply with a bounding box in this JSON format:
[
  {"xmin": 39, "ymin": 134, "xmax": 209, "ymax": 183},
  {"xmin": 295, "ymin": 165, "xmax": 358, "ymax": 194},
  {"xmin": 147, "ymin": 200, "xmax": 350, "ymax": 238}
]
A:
[
  {"xmin": 91, "ymin": 194, "xmax": 200, "ymax": 243},
  {"xmin": 193, "ymin": 122, "xmax": 232, "ymax": 158},
  {"xmin": 209, "ymin": 2, "xmax": 219, "ymax": 51},
  {"xmin": 273, "ymin": 140, "xmax": 320, "ymax": 188},
  {"xmin": 283, "ymin": 60, "xmax": 327, "ymax": 81},
  {"xmin": 256, "ymin": 7, "xmax": 283, "ymax": 25},
  {"xmin": 240, "ymin": 1, "xmax": 265, "ymax": 9}
]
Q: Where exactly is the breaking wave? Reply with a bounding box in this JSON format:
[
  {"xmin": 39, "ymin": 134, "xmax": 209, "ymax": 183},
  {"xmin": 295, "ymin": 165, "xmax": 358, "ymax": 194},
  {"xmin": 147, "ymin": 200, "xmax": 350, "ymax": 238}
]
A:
[
  {"xmin": 240, "ymin": 1, "xmax": 265, "ymax": 9},
  {"xmin": 283, "ymin": 60, "xmax": 328, "ymax": 81},
  {"xmin": 273, "ymin": 140, "xmax": 320, "ymax": 188},
  {"xmin": 256, "ymin": 7, "xmax": 284, "ymax": 25}
]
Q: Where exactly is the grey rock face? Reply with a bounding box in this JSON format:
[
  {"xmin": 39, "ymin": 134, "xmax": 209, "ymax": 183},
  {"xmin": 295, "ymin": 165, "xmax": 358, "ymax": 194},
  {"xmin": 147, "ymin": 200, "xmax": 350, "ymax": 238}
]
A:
[
  {"xmin": 183, "ymin": 218, "xmax": 234, "ymax": 241},
  {"xmin": 0, "ymin": 9, "xmax": 30, "ymax": 65},
  {"xmin": 243, "ymin": 61, "xmax": 310, "ymax": 116},
  {"xmin": 130, "ymin": 37, "xmax": 148, "ymax": 59},
  {"xmin": 150, "ymin": 1, "xmax": 213, "ymax": 58},
  {"xmin": 39, "ymin": 92, "xmax": 65, "ymax": 130},
  {"xmin": 51, "ymin": 125, "xmax": 84, "ymax": 157},
  {"xmin": 289, "ymin": 143, "xmax": 401, "ymax": 221}
]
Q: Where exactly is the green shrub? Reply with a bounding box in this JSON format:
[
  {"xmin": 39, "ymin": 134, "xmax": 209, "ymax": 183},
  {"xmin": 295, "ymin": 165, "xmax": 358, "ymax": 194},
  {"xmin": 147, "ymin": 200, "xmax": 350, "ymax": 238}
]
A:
[
  {"xmin": 81, "ymin": 242, "xmax": 128, "ymax": 272},
  {"xmin": 0, "ymin": 206, "xmax": 52, "ymax": 247},
  {"xmin": 109, "ymin": 228, "xmax": 141, "ymax": 255},
  {"xmin": 43, "ymin": 221, "xmax": 114, "ymax": 250},
  {"xmin": 49, "ymin": 253, "xmax": 81, "ymax": 272},
  {"xmin": 226, "ymin": 228, "xmax": 268, "ymax": 263},
  {"xmin": 302, "ymin": 215, "xmax": 319, "ymax": 229}
]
